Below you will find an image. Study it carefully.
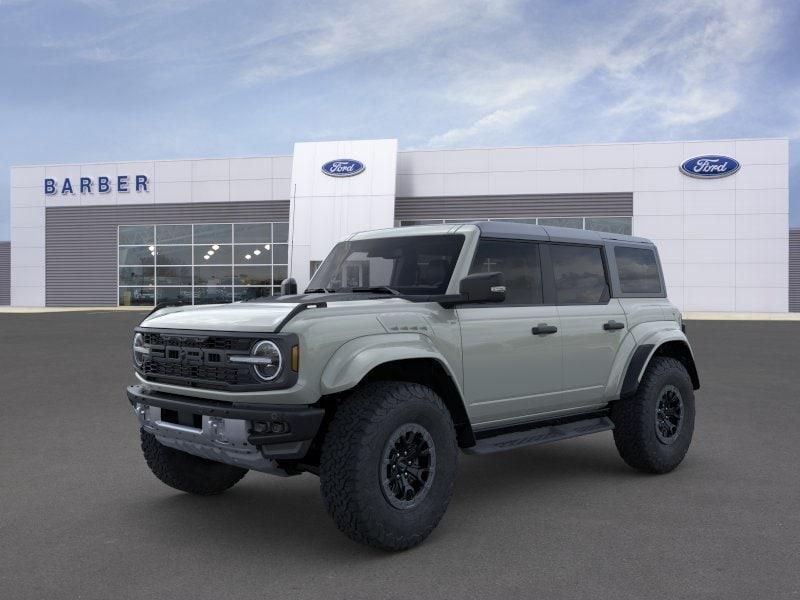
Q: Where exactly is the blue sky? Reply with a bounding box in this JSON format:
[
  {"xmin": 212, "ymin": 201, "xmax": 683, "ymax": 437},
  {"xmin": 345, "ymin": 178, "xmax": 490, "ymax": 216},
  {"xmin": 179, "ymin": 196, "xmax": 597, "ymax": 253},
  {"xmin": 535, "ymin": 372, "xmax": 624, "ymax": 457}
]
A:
[{"xmin": 1, "ymin": 0, "xmax": 799, "ymax": 238}]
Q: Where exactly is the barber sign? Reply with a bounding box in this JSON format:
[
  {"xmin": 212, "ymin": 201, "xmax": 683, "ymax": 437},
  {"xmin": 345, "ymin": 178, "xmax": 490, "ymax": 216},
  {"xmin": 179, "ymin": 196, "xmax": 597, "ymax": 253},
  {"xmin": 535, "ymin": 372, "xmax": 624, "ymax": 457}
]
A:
[
  {"xmin": 680, "ymin": 155, "xmax": 740, "ymax": 179},
  {"xmin": 321, "ymin": 159, "xmax": 365, "ymax": 177}
]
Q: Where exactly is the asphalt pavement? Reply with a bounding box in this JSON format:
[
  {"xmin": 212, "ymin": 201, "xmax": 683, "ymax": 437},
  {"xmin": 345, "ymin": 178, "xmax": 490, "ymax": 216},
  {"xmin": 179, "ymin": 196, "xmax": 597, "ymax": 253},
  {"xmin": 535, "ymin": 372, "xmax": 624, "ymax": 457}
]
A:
[{"xmin": 1, "ymin": 313, "xmax": 798, "ymax": 600}]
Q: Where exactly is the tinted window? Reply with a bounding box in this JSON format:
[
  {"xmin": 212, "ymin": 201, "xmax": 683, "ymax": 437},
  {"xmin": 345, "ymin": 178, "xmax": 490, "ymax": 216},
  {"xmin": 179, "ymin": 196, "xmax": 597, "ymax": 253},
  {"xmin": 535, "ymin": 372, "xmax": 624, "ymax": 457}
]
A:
[
  {"xmin": 550, "ymin": 244, "xmax": 608, "ymax": 304},
  {"xmin": 469, "ymin": 240, "xmax": 543, "ymax": 305},
  {"xmin": 308, "ymin": 235, "xmax": 465, "ymax": 295},
  {"xmin": 615, "ymin": 246, "xmax": 662, "ymax": 294}
]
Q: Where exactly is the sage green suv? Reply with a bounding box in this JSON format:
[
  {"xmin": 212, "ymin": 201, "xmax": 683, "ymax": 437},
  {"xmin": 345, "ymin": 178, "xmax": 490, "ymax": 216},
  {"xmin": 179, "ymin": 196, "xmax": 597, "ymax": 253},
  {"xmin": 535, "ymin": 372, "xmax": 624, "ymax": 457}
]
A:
[{"xmin": 128, "ymin": 221, "xmax": 699, "ymax": 550}]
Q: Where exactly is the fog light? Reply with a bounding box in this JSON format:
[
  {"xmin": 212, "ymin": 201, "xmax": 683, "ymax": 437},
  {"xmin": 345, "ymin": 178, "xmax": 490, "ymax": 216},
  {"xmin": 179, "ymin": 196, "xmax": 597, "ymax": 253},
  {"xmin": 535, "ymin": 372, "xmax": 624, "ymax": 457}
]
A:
[
  {"xmin": 252, "ymin": 420, "xmax": 290, "ymax": 435},
  {"xmin": 271, "ymin": 421, "xmax": 289, "ymax": 434}
]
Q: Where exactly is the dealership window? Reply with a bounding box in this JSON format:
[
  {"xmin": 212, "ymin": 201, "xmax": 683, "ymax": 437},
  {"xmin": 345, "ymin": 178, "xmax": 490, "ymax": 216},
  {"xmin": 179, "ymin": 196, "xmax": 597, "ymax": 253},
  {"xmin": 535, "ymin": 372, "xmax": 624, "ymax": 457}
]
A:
[
  {"xmin": 118, "ymin": 222, "xmax": 289, "ymax": 306},
  {"xmin": 397, "ymin": 216, "xmax": 632, "ymax": 235}
]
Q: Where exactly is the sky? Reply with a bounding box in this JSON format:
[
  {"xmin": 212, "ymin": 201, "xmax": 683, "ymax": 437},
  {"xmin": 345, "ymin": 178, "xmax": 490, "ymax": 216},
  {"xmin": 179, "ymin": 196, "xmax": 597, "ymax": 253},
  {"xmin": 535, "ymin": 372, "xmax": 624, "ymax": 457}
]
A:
[{"xmin": 1, "ymin": 0, "xmax": 799, "ymax": 238}]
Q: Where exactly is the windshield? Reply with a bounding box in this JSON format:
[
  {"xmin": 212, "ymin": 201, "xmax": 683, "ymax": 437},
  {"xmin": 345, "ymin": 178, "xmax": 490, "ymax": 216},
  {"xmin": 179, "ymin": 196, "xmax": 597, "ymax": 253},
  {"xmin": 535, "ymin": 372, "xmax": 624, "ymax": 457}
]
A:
[{"xmin": 307, "ymin": 234, "xmax": 465, "ymax": 295}]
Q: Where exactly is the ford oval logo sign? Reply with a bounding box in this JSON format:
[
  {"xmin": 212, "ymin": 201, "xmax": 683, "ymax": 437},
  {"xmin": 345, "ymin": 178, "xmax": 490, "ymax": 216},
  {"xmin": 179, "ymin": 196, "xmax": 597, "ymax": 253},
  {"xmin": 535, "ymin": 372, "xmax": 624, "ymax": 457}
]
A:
[
  {"xmin": 680, "ymin": 155, "xmax": 740, "ymax": 179},
  {"xmin": 321, "ymin": 159, "xmax": 365, "ymax": 177}
]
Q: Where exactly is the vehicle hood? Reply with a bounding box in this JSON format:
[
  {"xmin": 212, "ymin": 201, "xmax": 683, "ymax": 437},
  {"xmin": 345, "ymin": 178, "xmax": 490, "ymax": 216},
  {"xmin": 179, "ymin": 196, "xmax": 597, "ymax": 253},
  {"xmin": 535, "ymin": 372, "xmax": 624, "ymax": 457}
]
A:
[
  {"xmin": 140, "ymin": 302, "xmax": 298, "ymax": 332},
  {"xmin": 139, "ymin": 294, "xmax": 413, "ymax": 332}
]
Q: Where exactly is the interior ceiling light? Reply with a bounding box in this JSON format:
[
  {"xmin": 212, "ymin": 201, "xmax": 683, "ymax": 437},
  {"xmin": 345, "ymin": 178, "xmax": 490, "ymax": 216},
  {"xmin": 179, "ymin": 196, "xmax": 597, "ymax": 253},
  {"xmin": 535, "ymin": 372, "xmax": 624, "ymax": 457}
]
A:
[
  {"xmin": 245, "ymin": 254, "xmax": 252, "ymax": 260},
  {"xmin": 148, "ymin": 246, "xmax": 155, "ymax": 251},
  {"xmin": 203, "ymin": 255, "xmax": 210, "ymax": 260},
  {"xmin": 254, "ymin": 249, "xmax": 261, "ymax": 255},
  {"xmin": 212, "ymin": 244, "xmax": 220, "ymax": 251},
  {"xmin": 264, "ymin": 244, "xmax": 270, "ymax": 250},
  {"xmin": 208, "ymin": 250, "xmax": 215, "ymax": 256}
]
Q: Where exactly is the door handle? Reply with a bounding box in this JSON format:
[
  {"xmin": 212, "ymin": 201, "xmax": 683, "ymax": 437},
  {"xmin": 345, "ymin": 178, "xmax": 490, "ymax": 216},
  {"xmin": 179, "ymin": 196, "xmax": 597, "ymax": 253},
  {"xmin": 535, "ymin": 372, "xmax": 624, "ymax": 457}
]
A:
[
  {"xmin": 603, "ymin": 320, "xmax": 625, "ymax": 331},
  {"xmin": 532, "ymin": 324, "xmax": 558, "ymax": 335}
]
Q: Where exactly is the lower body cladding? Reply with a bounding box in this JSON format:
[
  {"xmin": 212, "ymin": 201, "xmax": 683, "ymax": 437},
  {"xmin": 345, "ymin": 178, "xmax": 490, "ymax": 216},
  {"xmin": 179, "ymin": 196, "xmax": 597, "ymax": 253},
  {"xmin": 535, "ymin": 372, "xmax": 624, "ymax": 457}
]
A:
[{"xmin": 127, "ymin": 385, "xmax": 324, "ymax": 477}]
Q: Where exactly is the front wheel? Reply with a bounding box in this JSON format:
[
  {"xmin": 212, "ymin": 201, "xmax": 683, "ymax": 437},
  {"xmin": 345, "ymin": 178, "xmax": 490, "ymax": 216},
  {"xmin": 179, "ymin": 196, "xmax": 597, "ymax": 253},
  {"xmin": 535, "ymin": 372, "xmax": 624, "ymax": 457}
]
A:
[
  {"xmin": 140, "ymin": 430, "xmax": 248, "ymax": 495},
  {"xmin": 611, "ymin": 356, "xmax": 695, "ymax": 474},
  {"xmin": 319, "ymin": 381, "xmax": 458, "ymax": 551}
]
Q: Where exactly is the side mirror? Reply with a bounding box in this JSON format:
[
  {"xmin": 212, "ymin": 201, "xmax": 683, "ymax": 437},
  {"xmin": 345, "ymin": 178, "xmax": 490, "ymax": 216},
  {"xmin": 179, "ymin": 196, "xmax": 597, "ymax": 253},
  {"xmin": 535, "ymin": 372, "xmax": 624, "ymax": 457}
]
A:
[
  {"xmin": 280, "ymin": 277, "xmax": 298, "ymax": 296},
  {"xmin": 458, "ymin": 272, "xmax": 506, "ymax": 304}
]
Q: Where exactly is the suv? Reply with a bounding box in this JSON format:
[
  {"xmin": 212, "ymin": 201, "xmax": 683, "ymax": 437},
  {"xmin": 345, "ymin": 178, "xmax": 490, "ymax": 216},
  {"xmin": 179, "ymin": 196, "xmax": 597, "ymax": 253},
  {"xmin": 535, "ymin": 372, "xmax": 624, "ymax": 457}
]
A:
[{"xmin": 128, "ymin": 221, "xmax": 699, "ymax": 550}]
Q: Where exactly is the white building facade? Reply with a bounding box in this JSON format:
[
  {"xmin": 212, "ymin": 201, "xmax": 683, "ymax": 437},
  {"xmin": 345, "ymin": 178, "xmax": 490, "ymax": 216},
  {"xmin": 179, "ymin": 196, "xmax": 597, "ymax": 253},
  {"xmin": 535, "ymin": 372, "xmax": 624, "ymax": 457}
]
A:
[{"xmin": 7, "ymin": 137, "xmax": 791, "ymax": 312}]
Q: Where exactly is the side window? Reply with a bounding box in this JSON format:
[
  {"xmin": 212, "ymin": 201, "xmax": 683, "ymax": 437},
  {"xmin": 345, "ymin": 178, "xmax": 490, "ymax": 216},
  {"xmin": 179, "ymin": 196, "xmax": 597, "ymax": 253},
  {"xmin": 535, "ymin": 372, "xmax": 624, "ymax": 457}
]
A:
[
  {"xmin": 469, "ymin": 239, "xmax": 543, "ymax": 304},
  {"xmin": 550, "ymin": 244, "xmax": 608, "ymax": 304},
  {"xmin": 614, "ymin": 246, "xmax": 663, "ymax": 294}
]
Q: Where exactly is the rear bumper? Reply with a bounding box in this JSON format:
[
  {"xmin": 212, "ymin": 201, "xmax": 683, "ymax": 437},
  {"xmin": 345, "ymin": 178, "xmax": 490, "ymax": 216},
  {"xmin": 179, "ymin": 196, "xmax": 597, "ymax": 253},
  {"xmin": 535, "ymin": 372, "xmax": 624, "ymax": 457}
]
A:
[{"xmin": 127, "ymin": 385, "xmax": 325, "ymax": 472}]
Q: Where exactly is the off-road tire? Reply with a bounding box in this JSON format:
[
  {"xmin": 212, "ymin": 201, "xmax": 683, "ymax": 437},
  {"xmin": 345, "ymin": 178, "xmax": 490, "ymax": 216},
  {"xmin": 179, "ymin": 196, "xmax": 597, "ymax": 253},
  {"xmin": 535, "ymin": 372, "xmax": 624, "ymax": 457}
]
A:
[
  {"xmin": 611, "ymin": 356, "xmax": 695, "ymax": 474},
  {"xmin": 319, "ymin": 381, "xmax": 458, "ymax": 551},
  {"xmin": 140, "ymin": 429, "xmax": 248, "ymax": 495}
]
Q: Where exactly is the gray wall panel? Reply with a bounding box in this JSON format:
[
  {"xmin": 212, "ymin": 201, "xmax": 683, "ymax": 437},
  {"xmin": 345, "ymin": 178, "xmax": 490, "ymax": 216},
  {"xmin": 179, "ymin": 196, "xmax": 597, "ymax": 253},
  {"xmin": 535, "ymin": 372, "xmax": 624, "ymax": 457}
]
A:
[
  {"xmin": 46, "ymin": 201, "xmax": 290, "ymax": 307},
  {"xmin": 791, "ymin": 229, "xmax": 800, "ymax": 313},
  {"xmin": 394, "ymin": 193, "xmax": 633, "ymax": 220},
  {"xmin": 0, "ymin": 242, "xmax": 10, "ymax": 306}
]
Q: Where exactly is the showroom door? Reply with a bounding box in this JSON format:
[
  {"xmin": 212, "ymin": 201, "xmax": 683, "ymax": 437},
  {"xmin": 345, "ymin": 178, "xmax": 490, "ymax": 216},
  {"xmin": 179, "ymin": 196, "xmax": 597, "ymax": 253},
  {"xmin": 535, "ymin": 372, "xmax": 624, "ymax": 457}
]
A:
[{"xmin": 458, "ymin": 239, "xmax": 563, "ymax": 428}]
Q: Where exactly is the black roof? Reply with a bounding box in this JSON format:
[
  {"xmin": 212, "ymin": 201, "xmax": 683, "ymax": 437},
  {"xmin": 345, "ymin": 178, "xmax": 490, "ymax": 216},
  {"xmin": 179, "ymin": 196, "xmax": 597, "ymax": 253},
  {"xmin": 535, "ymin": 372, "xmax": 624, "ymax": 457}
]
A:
[{"xmin": 470, "ymin": 220, "xmax": 652, "ymax": 245}]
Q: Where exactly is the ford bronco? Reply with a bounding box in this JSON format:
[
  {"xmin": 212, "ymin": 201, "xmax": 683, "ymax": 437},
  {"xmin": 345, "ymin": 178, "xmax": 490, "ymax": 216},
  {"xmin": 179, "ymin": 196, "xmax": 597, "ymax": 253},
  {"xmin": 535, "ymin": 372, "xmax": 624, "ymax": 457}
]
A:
[{"xmin": 128, "ymin": 221, "xmax": 699, "ymax": 550}]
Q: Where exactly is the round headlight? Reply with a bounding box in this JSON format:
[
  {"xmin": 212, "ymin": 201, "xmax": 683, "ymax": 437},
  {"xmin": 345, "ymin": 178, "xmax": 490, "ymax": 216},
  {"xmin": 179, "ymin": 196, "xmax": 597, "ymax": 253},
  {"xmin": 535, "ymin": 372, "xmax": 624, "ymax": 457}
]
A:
[
  {"xmin": 133, "ymin": 332, "xmax": 147, "ymax": 368},
  {"xmin": 251, "ymin": 340, "xmax": 282, "ymax": 381}
]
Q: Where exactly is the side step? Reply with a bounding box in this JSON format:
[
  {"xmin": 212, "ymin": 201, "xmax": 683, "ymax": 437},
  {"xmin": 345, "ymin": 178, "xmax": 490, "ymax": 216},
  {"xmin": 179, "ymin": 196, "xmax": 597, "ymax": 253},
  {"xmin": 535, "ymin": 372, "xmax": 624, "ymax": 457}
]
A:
[{"xmin": 465, "ymin": 415, "xmax": 614, "ymax": 455}]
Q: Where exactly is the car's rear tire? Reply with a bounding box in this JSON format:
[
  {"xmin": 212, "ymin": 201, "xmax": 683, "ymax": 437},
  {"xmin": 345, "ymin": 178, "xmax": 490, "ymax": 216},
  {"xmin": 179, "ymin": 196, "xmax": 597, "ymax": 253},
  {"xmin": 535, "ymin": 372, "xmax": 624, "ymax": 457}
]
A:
[
  {"xmin": 140, "ymin": 430, "xmax": 248, "ymax": 495},
  {"xmin": 611, "ymin": 356, "xmax": 695, "ymax": 474},
  {"xmin": 319, "ymin": 381, "xmax": 458, "ymax": 551}
]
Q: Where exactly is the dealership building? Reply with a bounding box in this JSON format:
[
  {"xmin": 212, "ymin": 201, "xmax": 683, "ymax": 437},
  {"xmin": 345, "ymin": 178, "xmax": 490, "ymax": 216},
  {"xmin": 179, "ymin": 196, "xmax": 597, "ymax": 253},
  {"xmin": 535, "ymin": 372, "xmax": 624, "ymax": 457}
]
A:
[{"xmin": 4, "ymin": 137, "xmax": 797, "ymax": 312}]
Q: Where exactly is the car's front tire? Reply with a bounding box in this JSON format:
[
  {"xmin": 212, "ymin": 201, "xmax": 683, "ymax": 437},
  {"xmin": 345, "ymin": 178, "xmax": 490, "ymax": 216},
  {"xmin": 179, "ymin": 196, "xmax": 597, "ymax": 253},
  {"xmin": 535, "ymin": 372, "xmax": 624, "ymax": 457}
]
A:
[
  {"xmin": 611, "ymin": 356, "xmax": 695, "ymax": 474},
  {"xmin": 319, "ymin": 381, "xmax": 458, "ymax": 551},
  {"xmin": 140, "ymin": 430, "xmax": 248, "ymax": 495}
]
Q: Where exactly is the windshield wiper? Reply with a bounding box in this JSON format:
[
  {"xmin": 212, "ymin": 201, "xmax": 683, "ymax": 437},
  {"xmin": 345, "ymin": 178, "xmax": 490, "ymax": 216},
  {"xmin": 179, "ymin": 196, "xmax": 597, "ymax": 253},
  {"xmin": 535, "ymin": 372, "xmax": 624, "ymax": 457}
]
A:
[
  {"xmin": 305, "ymin": 287, "xmax": 335, "ymax": 294},
  {"xmin": 351, "ymin": 286, "xmax": 401, "ymax": 295}
]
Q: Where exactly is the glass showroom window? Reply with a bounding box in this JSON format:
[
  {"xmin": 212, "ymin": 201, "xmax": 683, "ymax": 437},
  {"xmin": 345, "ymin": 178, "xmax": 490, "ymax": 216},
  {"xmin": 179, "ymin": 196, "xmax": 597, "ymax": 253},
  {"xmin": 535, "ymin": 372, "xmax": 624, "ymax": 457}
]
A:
[
  {"xmin": 118, "ymin": 222, "xmax": 289, "ymax": 306},
  {"xmin": 397, "ymin": 216, "xmax": 632, "ymax": 235}
]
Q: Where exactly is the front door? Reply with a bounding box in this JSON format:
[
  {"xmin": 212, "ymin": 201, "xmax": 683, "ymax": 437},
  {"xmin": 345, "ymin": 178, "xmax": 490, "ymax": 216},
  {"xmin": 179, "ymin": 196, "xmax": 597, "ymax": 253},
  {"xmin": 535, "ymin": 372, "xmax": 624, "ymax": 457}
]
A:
[{"xmin": 458, "ymin": 239, "xmax": 563, "ymax": 428}]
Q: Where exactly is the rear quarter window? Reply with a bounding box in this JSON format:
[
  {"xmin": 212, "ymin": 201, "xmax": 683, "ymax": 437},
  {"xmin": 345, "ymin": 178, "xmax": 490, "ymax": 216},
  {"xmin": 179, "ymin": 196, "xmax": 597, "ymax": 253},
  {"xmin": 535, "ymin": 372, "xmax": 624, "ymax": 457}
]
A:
[{"xmin": 614, "ymin": 246, "xmax": 663, "ymax": 294}]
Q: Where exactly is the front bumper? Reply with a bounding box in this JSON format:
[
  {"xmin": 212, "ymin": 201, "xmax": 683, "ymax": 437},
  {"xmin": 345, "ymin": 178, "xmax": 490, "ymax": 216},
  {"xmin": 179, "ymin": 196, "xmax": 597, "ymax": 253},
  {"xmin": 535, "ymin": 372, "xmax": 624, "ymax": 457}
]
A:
[{"xmin": 127, "ymin": 385, "xmax": 324, "ymax": 475}]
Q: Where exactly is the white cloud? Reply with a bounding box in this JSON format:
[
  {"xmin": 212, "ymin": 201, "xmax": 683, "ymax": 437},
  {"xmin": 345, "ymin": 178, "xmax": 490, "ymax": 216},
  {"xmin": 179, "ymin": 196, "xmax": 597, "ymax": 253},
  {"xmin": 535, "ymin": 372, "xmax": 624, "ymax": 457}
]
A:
[
  {"xmin": 428, "ymin": 105, "xmax": 536, "ymax": 146},
  {"xmin": 602, "ymin": 0, "xmax": 781, "ymax": 126},
  {"xmin": 238, "ymin": 0, "xmax": 519, "ymax": 83}
]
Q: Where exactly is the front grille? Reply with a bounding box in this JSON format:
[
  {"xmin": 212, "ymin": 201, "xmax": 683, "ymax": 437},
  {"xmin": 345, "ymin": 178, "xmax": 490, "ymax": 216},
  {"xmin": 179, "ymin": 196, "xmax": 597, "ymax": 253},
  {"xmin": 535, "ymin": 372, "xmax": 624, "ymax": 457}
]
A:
[
  {"xmin": 139, "ymin": 331, "xmax": 262, "ymax": 389},
  {"xmin": 142, "ymin": 361, "xmax": 247, "ymax": 386},
  {"xmin": 141, "ymin": 332, "xmax": 252, "ymax": 352}
]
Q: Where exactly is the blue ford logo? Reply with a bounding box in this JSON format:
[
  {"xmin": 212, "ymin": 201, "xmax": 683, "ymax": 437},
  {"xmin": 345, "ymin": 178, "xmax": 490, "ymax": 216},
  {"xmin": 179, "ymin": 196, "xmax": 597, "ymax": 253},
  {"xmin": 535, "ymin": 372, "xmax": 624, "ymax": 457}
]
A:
[
  {"xmin": 680, "ymin": 155, "xmax": 740, "ymax": 178},
  {"xmin": 321, "ymin": 159, "xmax": 365, "ymax": 177}
]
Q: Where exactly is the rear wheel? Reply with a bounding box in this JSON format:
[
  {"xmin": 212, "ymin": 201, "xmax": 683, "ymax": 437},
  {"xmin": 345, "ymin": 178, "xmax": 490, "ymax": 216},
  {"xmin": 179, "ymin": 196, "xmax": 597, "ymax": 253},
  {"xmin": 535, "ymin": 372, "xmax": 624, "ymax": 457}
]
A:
[
  {"xmin": 611, "ymin": 356, "xmax": 695, "ymax": 474},
  {"xmin": 140, "ymin": 430, "xmax": 247, "ymax": 495},
  {"xmin": 319, "ymin": 381, "xmax": 458, "ymax": 551}
]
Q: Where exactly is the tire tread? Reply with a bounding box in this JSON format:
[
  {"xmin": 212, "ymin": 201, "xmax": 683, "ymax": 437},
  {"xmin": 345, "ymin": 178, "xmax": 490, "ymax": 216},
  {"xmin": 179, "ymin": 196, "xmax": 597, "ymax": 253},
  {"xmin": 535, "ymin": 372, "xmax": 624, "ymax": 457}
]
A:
[
  {"xmin": 320, "ymin": 381, "xmax": 457, "ymax": 551},
  {"xmin": 140, "ymin": 430, "xmax": 247, "ymax": 495}
]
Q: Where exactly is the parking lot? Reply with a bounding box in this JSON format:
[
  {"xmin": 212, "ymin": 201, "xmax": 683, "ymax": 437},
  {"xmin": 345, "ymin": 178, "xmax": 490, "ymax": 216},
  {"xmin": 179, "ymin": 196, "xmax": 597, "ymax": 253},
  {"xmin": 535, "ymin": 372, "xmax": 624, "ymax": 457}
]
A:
[{"xmin": 1, "ymin": 312, "xmax": 798, "ymax": 599}]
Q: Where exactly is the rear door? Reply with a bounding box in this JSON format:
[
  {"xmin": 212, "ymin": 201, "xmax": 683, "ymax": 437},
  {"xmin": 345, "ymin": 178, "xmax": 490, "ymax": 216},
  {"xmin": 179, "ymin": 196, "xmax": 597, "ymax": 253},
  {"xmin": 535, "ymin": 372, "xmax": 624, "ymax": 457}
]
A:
[
  {"xmin": 548, "ymin": 243, "xmax": 628, "ymax": 407},
  {"xmin": 457, "ymin": 238, "xmax": 563, "ymax": 427}
]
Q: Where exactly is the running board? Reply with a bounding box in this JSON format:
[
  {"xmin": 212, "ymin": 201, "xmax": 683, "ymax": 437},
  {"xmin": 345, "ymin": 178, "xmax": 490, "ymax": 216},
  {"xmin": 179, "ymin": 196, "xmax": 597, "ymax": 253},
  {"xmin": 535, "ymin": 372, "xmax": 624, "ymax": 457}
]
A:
[{"xmin": 465, "ymin": 415, "xmax": 614, "ymax": 455}]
